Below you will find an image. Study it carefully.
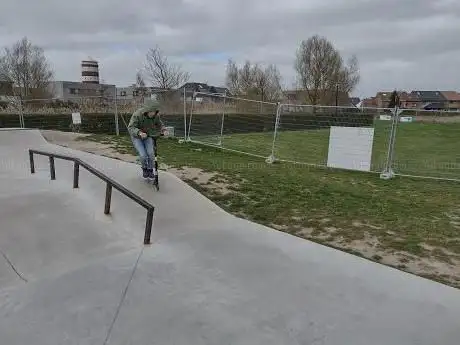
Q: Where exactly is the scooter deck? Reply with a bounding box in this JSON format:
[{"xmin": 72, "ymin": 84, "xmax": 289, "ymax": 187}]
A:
[{"xmin": 142, "ymin": 175, "xmax": 159, "ymax": 191}]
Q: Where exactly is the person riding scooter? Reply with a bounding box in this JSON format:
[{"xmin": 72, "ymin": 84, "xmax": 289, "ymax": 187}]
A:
[{"xmin": 128, "ymin": 100, "xmax": 166, "ymax": 179}]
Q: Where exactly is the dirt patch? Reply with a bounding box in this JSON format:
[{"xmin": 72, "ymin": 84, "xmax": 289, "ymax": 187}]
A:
[
  {"xmin": 168, "ymin": 167, "xmax": 232, "ymax": 195},
  {"xmin": 290, "ymin": 225, "xmax": 460, "ymax": 288},
  {"xmin": 41, "ymin": 130, "xmax": 232, "ymax": 195}
]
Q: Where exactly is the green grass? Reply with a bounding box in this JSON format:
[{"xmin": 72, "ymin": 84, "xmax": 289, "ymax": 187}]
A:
[
  {"xmin": 190, "ymin": 121, "xmax": 460, "ymax": 179},
  {"xmin": 80, "ymin": 127, "xmax": 460, "ymax": 288},
  {"xmin": 392, "ymin": 122, "xmax": 460, "ymax": 178}
]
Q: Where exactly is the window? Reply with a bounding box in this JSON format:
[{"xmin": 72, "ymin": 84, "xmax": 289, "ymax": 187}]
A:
[{"xmin": 120, "ymin": 91, "xmax": 127, "ymax": 97}]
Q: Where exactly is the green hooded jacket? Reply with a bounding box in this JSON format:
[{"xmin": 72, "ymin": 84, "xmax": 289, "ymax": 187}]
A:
[{"xmin": 127, "ymin": 100, "xmax": 164, "ymax": 138}]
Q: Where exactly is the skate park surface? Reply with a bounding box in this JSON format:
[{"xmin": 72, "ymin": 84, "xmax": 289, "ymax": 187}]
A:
[{"xmin": 1, "ymin": 128, "xmax": 460, "ymax": 344}]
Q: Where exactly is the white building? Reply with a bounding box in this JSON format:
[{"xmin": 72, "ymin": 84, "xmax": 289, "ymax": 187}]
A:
[{"xmin": 48, "ymin": 81, "xmax": 116, "ymax": 102}]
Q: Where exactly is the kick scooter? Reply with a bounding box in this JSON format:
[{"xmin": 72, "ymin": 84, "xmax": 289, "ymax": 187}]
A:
[
  {"xmin": 142, "ymin": 134, "xmax": 162, "ymax": 191},
  {"xmin": 152, "ymin": 136, "xmax": 160, "ymax": 191}
]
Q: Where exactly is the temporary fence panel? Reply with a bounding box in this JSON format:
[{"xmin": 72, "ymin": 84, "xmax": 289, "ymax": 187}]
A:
[
  {"xmin": 187, "ymin": 92, "xmax": 278, "ymax": 158},
  {"xmin": 0, "ymin": 96, "xmax": 122, "ymax": 135},
  {"xmin": 272, "ymin": 104, "xmax": 393, "ymax": 173},
  {"xmin": 391, "ymin": 108, "xmax": 460, "ymax": 181},
  {"xmin": 0, "ymin": 96, "xmax": 23, "ymax": 129}
]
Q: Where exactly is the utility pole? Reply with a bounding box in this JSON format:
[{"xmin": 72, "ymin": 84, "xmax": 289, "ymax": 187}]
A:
[{"xmin": 335, "ymin": 83, "xmax": 339, "ymax": 116}]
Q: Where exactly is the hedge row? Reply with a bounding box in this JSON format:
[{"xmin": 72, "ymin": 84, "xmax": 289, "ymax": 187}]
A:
[
  {"xmin": 0, "ymin": 113, "xmax": 134, "ymax": 135},
  {"xmin": 187, "ymin": 112, "xmax": 373, "ymax": 135},
  {"xmin": 0, "ymin": 111, "xmax": 374, "ymax": 136}
]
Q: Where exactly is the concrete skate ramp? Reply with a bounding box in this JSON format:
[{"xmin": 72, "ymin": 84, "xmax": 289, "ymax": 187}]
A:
[{"xmin": 1, "ymin": 128, "xmax": 460, "ymax": 344}]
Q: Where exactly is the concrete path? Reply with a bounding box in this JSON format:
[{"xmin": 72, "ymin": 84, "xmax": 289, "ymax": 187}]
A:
[{"xmin": 0, "ymin": 128, "xmax": 460, "ymax": 344}]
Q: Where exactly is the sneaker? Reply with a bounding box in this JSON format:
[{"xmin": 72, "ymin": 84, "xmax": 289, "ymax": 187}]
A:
[
  {"xmin": 148, "ymin": 169, "xmax": 155, "ymax": 179},
  {"xmin": 142, "ymin": 168, "xmax": 149, "ymax": 178}
]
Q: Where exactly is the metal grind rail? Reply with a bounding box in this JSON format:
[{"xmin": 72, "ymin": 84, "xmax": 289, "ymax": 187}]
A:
[{"xmin": 28, "ymin": 149, "xmax": 155, "ymax": 245}]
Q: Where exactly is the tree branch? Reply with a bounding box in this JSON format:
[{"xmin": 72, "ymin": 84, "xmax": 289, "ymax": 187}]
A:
[
  {"xmin": 294, "ymin": 35, "xmax": 360, "ymax": 106},
  {"xmin": 144, "ymin": 45, "xmax": 190, "ymax": 90}
]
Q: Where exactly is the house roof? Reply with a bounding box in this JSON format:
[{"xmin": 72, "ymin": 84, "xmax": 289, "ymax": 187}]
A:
[
  {"xmin": 398, "ymin": 91, "xmax": 410, "ymax": 100},
  {"xmin": 440, "ymin": 91, "xmax": 460, "ymax": 101},
  {"xmin": 376, "ymin": 91, "xmax": 411, "ymax": 100},
  {"xmin": 179, "ymin": 82, "xmax": 229, "ymax": 95},
  {"xmin": 182, "ymin": 82, "xmax": 208, "ymax": 89},
  {"xmin": 404, "ymin": 93, "xmax": 421, "ymax": 102},
  {"xmin": 349, "ymin": 97, "xmax": 360, "ymax": 105},
  {"xmin": 213, "ymin": 86, "xmax": 229, "ymax": 95},
  {"xmin": 410, "ymin": 90, "xmax": 445, "ymax": 101}
]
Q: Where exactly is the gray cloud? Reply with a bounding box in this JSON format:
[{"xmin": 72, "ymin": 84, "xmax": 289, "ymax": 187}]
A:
[{"xmin": 0, "ymin": 0, "xmax": 459, "ymax": 97}]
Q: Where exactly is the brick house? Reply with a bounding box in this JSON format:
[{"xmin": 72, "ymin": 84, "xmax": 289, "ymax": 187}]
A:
[
  {"xmin": 400, "ymin": 92, "xmax": 421, "ymax": 109},
  {"xmin": 361, "ymin": 97, "xmax": 378, "ymax": 108},
  {"xmin": 0, "ymin": 80, "xmax": 15, "ymax": 108},
  {"xmin": 374, "ymin": 90, "xmax": 413, "ymax": 108},
  {"xmin": 440, "ymin": 91, "xmax": 460, "ymax": 111},
  {"xmin": 368, "ymin": 89, "xmax": 460, "ymax": 110},
  {"xmin": 0, "ymin": 80, "xmax": 13, "ymax": 96},
  {"xmin": 374, "ymin": 91, "xmax": 393, "ymax": 108}
]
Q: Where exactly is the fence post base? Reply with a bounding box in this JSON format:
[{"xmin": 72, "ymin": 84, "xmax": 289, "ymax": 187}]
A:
[
  {"xmin": 380, "ymin": 170, "xmax": 395, "ymax": 180},
  {"xmin": 381, "ymin": 107, "xmax": 402, "ymax": 181},
  {"xmin": 265, "ymin": 155, "xmax": 276, "ymax": 164}
]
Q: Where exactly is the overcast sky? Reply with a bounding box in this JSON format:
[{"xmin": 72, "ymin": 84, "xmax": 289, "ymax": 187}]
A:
[{"xmin": 1, "ymin": 0, "xmax": 459, "ymax": 98}]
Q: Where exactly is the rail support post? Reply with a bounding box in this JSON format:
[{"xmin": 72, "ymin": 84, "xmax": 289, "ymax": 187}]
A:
[
  {"xmin": 49, "ymin": 156, "xmax": 56, "ymax": 180},
  {"xmin": 104, "ymin": 183, "xmax": 112, "ymax": 214},
  {"xmin": 29, "ymin": 151, "xmax": 35, "ymax": 174},
  {"xmin": 73, "ymin": 161, "xmax": 80, "ymax": 188},
  {"xmin": 144, "ymin": 207, "xmax": 154, "ymax": 245}
]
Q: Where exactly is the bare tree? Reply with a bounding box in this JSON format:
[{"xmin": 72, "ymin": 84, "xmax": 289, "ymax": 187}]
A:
[
  {"xmin": 225, "ymin": 59, "xmax": 282, "ymax": 102},
  {"xmin": 294, "ymin": 35, "xmax": 360, "ymax": 105},
  {"xmin": 144, "ymin": 45, "xmax": 189, "ymax": 90},
  {"xmin": 0, "ymin": 37, "xmax": 54, "ymax": 102},
  {"xmin": 254, "ymin": 63, "xmax": 283, "ymax": 102},
  {"xmin": 225, "ymin": 59, "xmax": 240, "ymax": 93},
  {"xmin": 136, "ymin": 70, "xmax": 146, "ymax": 88},
  {"xmin": 338, "ymin": 54, "xmax": 360, "ymax": 95},
  {"xmin": 134, "ymin": 70, "xmax": 147, "ymax": 104},
  {"xmin": 238, "ymin": 61, "xmax": 254, "ymax": 94}
]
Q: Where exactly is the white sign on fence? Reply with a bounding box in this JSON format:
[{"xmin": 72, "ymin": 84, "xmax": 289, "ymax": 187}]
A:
[
  {"xmin": 72, "ymin": 112, "xmax": 81, "ymax": 125},
  {"xmin": 400, "ymin": 116, "xmax": 413, "ymax": 123},
  {"xmin": 379, "ymin": 115, "xmax": 392, "ymax": 121},
  {"xmin": 327, "ymin": 126, "xmax": 375, "ymax": 172},
  {"xmin": 164, "ymin": 126, "xmax": 175, "ymax": 137}
]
